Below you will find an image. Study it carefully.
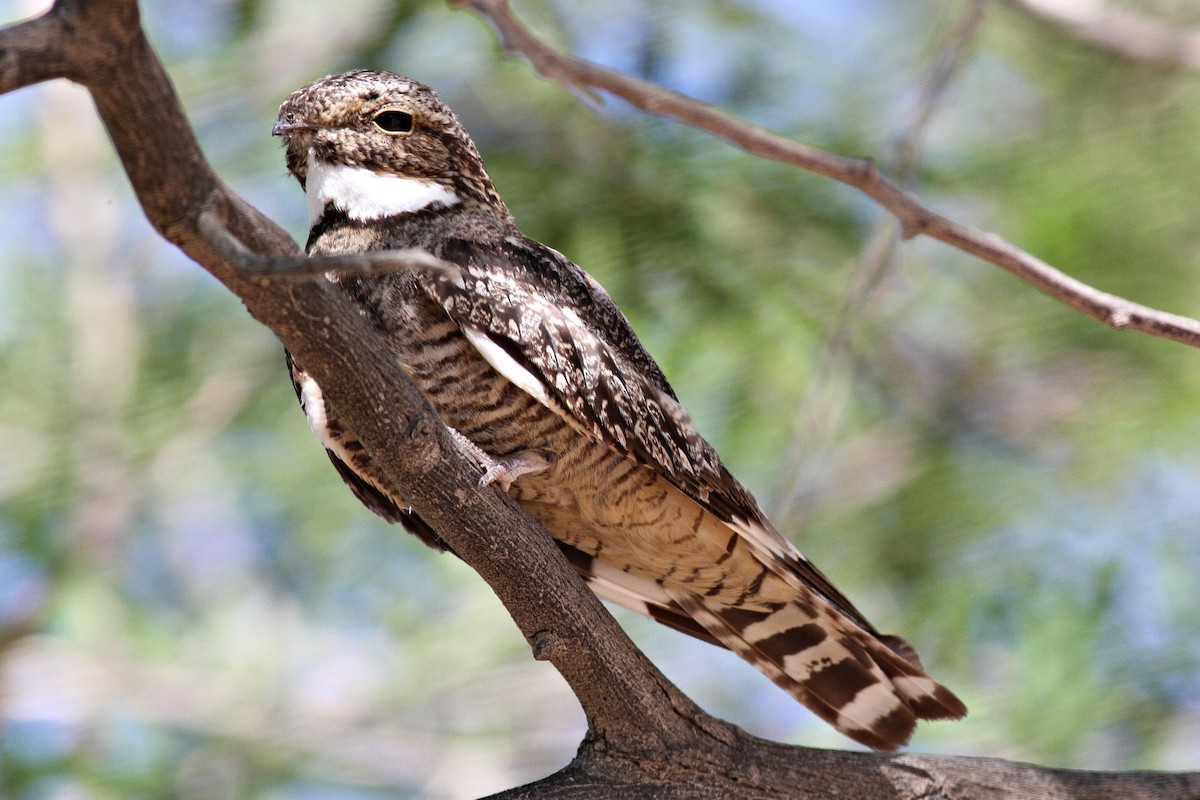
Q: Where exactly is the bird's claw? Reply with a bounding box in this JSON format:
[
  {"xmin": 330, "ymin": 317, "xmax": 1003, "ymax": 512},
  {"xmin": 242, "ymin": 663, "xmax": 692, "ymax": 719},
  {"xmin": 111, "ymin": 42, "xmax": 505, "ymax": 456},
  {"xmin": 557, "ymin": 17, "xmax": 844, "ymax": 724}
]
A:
[{"xmin": 478, "ymin": 449, "xmax": 555, "ymax": 491}]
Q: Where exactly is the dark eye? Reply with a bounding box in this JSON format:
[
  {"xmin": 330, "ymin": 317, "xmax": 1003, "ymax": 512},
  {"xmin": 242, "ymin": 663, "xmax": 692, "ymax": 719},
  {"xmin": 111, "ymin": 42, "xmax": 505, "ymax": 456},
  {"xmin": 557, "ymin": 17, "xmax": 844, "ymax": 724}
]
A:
[{"xmin": 373, "ymin": 110, "xmax": 413, "ymax": 134}]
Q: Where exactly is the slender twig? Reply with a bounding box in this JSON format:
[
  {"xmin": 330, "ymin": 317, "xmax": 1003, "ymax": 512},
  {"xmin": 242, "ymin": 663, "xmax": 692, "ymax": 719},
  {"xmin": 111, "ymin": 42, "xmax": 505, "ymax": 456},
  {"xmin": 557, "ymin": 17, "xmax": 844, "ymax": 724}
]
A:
[
  {"xmin": 889, "ymin": 1, "xmax": 988, "ymax": 184},
  {"xmin": 773, "ymin": 2, "xmax": 987, "ymax": 521},
  {"xmin": 197, "ymin": 211, "xmax": 459, "ymax": 280},
  {"xmin": 1002, "ymin": 0, "xmax": 1200, "ymax": 70},
  {"xmin": 457, "ymin": 0, "xmax": 1200, "ymax": 351}
]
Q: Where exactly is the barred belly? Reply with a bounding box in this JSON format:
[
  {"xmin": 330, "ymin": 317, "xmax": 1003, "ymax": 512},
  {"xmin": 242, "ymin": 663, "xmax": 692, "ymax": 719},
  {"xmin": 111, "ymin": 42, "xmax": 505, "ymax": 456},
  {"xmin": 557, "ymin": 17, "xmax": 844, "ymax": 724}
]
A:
[{"xmin": 394, "ymin": 313, "xmax": 792, "ymax": 610}]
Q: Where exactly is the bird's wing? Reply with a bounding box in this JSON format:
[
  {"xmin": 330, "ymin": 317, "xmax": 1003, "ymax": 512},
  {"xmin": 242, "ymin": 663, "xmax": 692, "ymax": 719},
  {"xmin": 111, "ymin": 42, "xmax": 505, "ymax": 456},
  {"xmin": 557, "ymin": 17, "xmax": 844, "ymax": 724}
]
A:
[
  {"xmin": 423, "ymin": 235, "xmax": 876, "ymax": 630},
  {"xmin": 286, "ymin": 352, "xmax": 448, "ymax": 550}
]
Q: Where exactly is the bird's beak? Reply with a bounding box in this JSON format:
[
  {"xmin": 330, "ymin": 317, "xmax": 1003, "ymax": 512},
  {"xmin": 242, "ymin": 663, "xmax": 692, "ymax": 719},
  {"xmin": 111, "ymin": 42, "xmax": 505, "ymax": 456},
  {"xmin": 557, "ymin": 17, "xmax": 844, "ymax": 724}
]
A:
[{"xmin": 272, "ymin": 113, "xmax": 315, "ymax": 137}]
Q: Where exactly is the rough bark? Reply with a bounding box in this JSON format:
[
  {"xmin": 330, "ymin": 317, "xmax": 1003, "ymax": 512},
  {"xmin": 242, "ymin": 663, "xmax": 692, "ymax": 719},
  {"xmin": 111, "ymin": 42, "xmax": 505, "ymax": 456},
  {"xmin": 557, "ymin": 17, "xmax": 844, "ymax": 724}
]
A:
[{"xmin": 1, "ymin": 1, "xmax": 1197, "ymax": 797}]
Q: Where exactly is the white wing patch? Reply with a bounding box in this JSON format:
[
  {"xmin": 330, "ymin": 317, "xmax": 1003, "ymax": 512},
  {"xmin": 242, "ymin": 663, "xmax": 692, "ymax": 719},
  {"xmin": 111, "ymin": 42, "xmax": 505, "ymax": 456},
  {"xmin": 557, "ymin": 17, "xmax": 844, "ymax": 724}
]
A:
[
  {"xmin": 299, "ymin": 375, "xmax": 333, "ymax": 446},
  {"xmin": 461, "ymin": 326, "xmax": 552, "ymax": 407},
  {"xmin": 306, "ymin": 149, "xmax": 459, "ymax": 225},
  {"xmin": 299, "ymin": 374, "xmax": 360, "ymax": 469}
]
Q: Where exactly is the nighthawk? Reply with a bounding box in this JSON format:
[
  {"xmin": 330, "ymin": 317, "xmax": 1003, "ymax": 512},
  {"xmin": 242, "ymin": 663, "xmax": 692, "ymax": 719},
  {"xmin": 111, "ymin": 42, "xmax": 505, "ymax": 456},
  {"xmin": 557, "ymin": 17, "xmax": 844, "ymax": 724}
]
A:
[{"xmin": 273, "ymin": 69, "xmax": 965, "ymax": 750}]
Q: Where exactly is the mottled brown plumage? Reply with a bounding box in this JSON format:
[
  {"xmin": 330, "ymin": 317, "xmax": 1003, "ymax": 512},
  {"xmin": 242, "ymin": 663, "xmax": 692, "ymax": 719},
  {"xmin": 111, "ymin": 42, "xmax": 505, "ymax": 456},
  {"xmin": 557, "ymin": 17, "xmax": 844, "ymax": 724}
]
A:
[{"xmin": 274, "ymin": 70, "xmax": 965, "ymax": 749}]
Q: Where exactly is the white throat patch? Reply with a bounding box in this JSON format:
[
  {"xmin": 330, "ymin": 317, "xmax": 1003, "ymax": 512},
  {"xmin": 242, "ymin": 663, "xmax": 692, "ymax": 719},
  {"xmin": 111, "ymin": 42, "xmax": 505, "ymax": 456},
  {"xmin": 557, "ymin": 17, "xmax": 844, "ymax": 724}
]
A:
[{"xmin": 306, "ymin": 149, "xmax": 459, "ymax": 225}]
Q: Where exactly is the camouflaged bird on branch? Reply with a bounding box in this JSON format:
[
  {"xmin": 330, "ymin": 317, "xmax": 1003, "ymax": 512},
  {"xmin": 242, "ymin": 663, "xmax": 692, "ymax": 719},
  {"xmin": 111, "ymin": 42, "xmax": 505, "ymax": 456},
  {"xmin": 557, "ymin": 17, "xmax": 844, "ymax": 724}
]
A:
[{"xmin": 273, "ymin": 69, "xmax": 965, "ymax": 750}]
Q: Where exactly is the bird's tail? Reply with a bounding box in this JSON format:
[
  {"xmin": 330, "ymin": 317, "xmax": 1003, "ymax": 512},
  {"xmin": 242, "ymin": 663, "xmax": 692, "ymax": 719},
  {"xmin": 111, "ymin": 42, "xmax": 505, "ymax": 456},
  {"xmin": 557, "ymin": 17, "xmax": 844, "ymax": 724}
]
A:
[{"xmin": 667, "ymin": 591, "xmax": 966, "ymax": 750}]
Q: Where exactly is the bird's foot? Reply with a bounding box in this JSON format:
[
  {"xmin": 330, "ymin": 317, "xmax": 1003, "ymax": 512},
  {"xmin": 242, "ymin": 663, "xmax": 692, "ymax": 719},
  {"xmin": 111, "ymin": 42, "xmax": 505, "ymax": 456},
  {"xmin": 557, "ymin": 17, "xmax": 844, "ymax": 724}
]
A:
[
  {"xmin": 479, "ymin": 449, "xmax": 555, "ymax": 492},
  {"xmin": 446, "ymin": 427, "xmax": 554, "ymax": 492}
]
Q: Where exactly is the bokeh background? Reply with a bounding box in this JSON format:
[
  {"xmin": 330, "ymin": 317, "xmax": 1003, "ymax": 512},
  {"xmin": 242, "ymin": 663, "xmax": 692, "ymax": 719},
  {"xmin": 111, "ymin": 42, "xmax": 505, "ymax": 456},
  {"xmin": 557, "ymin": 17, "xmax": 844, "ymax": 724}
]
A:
[{"xmin": 2, "ymin": 0, "xmax": 1200, "ymax": 797}]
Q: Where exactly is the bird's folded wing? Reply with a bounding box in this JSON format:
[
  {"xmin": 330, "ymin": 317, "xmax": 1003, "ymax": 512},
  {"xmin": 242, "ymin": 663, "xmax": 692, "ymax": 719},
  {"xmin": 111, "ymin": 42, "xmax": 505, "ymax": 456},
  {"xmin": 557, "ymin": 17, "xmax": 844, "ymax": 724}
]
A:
[{"xmin": 422, "ymin": 236, "xmax": 877, "ymax": 632}]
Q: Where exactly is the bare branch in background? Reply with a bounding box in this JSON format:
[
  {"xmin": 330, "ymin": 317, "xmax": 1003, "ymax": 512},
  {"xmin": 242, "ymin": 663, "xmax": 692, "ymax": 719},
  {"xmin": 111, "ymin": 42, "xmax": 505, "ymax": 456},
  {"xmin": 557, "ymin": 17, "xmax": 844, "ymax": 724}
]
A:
[
  {"xmin": 458, "ymin": 0, "xmax": 1200, "ymax": 351},
  {"xmin": 773, "ymin": 0, "xmax": 987, "ymax": 523},
  {"xmin": 1003, "ymin": 0, "xmax": 1200, "ymax": 69}
]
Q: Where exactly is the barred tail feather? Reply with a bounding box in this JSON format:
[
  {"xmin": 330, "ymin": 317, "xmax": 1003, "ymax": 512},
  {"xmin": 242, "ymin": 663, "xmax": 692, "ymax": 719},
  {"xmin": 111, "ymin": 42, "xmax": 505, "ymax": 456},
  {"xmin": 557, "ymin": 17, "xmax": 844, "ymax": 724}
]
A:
[
  {"xmin": 555, "ymin": 541, "xmax": 965, "ymax": 750},
  {"xmin": 867, "ymin": 635, "xmax": 967, "ymax": 721},
  {"xmin": 667, "ymin": 591, "xmax": 966, "ymax": 751}
]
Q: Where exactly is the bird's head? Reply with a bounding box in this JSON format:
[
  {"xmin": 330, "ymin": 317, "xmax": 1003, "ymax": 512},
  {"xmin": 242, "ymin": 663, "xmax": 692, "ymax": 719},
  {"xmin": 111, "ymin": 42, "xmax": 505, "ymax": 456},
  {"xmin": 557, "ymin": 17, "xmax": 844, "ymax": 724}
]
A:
[{"xmin": 274, "ymin": 70, "xmax": 507, "ymax": 225}]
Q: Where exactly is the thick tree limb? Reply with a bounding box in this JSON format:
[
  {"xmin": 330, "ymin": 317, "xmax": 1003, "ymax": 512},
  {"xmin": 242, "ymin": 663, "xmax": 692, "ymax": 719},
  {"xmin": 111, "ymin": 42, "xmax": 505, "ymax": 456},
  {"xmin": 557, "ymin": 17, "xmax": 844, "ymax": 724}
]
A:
[
  {"xmin": 457, "ymin": 0, "xmax": 1200, "ymax": 351},
  {"xmin": 2, "ymin": 0, "xmax": 1198, "ymax": 796}
]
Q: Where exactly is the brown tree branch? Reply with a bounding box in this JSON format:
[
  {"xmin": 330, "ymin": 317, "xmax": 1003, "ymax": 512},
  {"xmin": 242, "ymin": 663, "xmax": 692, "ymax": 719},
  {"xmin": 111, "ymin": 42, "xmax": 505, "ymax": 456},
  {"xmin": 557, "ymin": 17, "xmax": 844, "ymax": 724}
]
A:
[
  {"xmin": 1003, "ymin": 0, "xmax": 1200, "ymax": 70},
  {"xmin": 0, "ymin": 0, "xmax": 720, "ymax": 761},
  {"xmin": 3, "ymin": 0, "xmax": 1199, "ymax": 796},
  {"xmin": 457, "ymin": 0, "xmax": 1200, "ymax": 351},
  {"xmin": 0, "ymin": 8, "xmax": 66, "ymax": 89},
  {"xmin": 201, "ymin": 221, "xmax": 460, "ymax": 280}
]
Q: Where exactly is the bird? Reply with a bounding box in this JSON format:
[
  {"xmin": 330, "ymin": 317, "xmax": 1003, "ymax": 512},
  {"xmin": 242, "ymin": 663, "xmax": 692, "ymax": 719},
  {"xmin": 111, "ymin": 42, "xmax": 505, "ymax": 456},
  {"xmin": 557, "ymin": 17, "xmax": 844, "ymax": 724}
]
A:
[{"xmin": 273, "ymin": 69, "xmax": 966, "ymax": 750}]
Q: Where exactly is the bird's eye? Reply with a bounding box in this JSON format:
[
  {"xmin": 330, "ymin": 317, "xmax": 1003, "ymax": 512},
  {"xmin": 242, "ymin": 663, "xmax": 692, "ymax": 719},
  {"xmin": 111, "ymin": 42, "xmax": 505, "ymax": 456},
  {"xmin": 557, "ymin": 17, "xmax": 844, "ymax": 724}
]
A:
[{"xmin": 373, "ymin": 110, "xmax": 414, "ymax": 134}]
